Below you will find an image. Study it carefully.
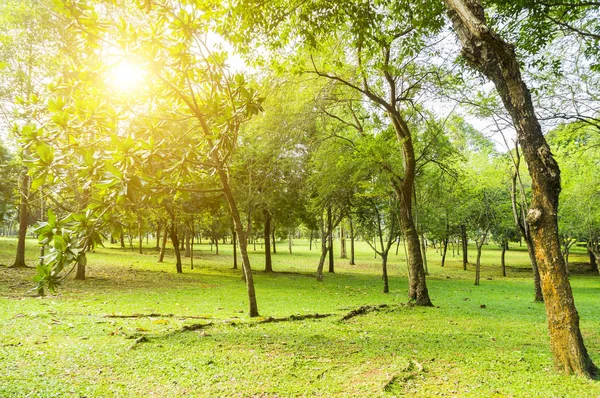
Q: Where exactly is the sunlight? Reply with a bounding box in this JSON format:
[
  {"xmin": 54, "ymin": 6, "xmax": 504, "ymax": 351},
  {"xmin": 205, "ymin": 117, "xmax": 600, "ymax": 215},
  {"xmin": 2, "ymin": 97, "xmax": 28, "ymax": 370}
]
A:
[{"xmin": 107, "ymin": 59, "xmax": 146, "ymax": 92}]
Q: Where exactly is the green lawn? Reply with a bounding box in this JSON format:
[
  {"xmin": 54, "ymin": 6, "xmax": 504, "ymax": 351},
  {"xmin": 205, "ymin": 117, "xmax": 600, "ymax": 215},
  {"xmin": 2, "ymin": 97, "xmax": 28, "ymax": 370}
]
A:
[{"xmin": 1, "ymin": 236, "xmax": 599, "ymax": 397}]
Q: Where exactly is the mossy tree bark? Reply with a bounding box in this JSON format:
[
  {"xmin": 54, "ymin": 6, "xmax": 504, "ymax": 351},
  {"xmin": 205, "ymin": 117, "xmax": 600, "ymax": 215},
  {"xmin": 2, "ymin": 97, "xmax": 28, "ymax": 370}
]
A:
[{"xmin": 444, "ymin": 0, "xmax": 597, "ymax": 377}]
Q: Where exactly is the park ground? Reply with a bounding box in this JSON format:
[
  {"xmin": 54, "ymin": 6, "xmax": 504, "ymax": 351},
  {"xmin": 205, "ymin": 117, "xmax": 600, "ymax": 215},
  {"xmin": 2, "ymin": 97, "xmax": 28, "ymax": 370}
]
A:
[{"xmin": 1, "ymin": 237, "xmax": 599, "ymax": 397}]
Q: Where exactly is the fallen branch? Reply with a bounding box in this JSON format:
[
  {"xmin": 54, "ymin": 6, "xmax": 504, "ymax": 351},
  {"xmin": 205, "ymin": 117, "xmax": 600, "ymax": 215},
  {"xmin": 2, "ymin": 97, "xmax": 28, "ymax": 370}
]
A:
[
  {"xmin": 103, "ymin": 313, "xmax": 211, "ymax": 320},
  {"xmin": 258, "ymin": 313, "xmax": 333, "ymax": 324},
  {"xmin": 104, "ymin": 313, "xmax": 174, "ymax": 318},
  {"xmin": 181, "ymin": 322, "xmax": 213, "ymax": 331},
  {"xmin": 340, "ymin": 304, "xmax": 389, "ymax": 321}
]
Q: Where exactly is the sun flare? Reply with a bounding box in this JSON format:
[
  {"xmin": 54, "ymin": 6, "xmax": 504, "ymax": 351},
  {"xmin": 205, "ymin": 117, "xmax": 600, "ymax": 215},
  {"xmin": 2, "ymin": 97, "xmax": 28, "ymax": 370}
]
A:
[{"xmin": 107, "ymin": 60, "xmax": 146, "ymax": 92}]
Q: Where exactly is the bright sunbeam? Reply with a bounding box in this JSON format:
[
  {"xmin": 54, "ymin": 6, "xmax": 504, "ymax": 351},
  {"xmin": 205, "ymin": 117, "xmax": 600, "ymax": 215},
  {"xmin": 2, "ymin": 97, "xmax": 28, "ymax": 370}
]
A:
[{"xmin": 107, "ymin": 59, "xmax": 146, "ymax": 92}]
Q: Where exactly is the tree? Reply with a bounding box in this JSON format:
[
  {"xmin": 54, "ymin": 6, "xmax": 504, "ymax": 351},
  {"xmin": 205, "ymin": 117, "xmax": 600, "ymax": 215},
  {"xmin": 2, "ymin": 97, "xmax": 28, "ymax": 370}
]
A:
[
  {"xmin": 229, "ymin": 0, "xmax": 452, "ymax": 305},
  {"xmin": 549, "ymin": 122, "xmax": 600, "ymax": 274},
  {"xmin": 354, "ymin": 186, "xmax": 400, "ymax": 294},
  {"xmin": 444, "ymin": 0, "xmax": 597, "ymax": 377},
  {"xmin": 27, "ymin": 1, "xmax": 264, "ymax": 317},
  {"xmin": 0, "ymin": 0, "xmax": 65, "ymax": 268}
]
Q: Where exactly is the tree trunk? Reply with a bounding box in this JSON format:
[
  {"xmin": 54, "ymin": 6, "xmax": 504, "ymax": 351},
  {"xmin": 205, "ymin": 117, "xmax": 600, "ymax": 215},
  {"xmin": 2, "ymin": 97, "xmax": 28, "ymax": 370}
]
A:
[
  {"xmin": 215, "ymin": 237, "xmax": 219, "ymax": 255},
  {"xmin": 589, "ymin": 247, "xmax": 597, "ymax": 273},
  {"xmin": 156, "ymin": 225, "xmax": 161, "ymax": 250},
  {"xmin": 523, "ymin": 236, "xmax": 544, "ymax": 302},
  {"xmin": 340, "ymin": 224, "xmax": 347, "ymax": 258},
  {"xmin": 501, "ymin": 240, "xmax": 507, "ymax": 277},
  {"xmin": 288, "ymin": 231, "xmax": 293, "ymax": 255},
  {"xmin": 441, "ymin": 237, "xmax": 448, "ymax": 267},
  {"xmin": 460, "ymin": 224, "xmax": 468, "ymax": 270},
  {"xmin": 170, "ymin": 221, "xmax": 182, "ymax": 274},
  {"xmin": 11, "ymin": 171, "xmax": 29, "ymax": 268},
  {"xmin": 421, "ymin": 234, "xmax": 428, "ymax": 275},
  {"xmin": 327, "ymin": 206, "xmax": 334, "ymax": 273},
  {"xmin": 349, "ymin": 217, "xmax": 356, "ymax": 265},
  {"xmin": 120, "ymin": 232, "xmax": 125, "ymax": 248},
  {"xmin": 475, "ymin": 239, "xmax": 483, "ymax": 286},
  {"xmin": 158, "ymin": 224, "xmax": 168, "ymax": 263},
  {"xmin": 316, "ymin": 231, "xmax": 328, "ymax": 281},
  {"xmin": 217, "ymin": 168, "xmax": 259, "ymax": 317},
  {"xmin": 138, "ymin": 215, "xmax": 143, "ymax": 255},
  {"xmin": 309, "ymin": 229, "xmax": 313, "ymax": 251},
  {"xmin": 394, "ymin": 193, "xmax": 432, "ymax": 306},
  {"xmin": 184, "ymin": 230, "xmax": 191, "ymax": 257},
  {"xmin": 271, "ymin": 227, "xmax": 276, "ymax": 254},
  {"xmin": 445, "ymin": 0, "xmax": 597, "ymax": 377},
  {"xmin": 75, "ymin": 252, "xmax": 86, "ymax": 280},
  {"xmin": 232, "ymin": 229, "xmax": 238, "ymax": 270},
  {"xmin": 382, "ymin": 253, "xmax": 389, "ymax": 293},
  {"xmin": 264, "ymin": 210, "xmax": 273, "ymax": 272},
  {"xmin": 190, "ymin": 220, "xmax": 194, "ymax": 270}
]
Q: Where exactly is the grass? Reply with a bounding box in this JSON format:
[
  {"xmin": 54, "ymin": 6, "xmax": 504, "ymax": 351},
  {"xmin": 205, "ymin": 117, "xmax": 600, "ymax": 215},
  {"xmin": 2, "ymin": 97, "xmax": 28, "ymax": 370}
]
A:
[{"xmin": 0, "ymin": 236, "xmax": 599, "ymax": 397}]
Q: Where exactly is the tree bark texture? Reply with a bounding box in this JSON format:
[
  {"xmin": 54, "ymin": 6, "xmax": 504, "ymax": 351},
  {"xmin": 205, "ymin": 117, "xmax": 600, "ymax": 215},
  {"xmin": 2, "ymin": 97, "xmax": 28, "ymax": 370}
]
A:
[{"xmin": 444, "ymin": 0, "xmax": 597, "ymax": 377}]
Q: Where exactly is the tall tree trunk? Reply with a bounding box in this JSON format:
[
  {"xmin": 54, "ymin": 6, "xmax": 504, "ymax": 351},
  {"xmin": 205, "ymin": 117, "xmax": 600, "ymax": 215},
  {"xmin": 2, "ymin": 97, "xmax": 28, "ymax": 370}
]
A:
[
  {"xmin": 184, "ymin": 230, "xmax": 191, "ymax": 257},
  {"xmin": 382, "ymin": 253, "xmax": 389, "ymax": 294},
  {"xmin": 460, "ymin": 224, "xmax": 468, "ymax": 270},
  {"xmin": 215, "ymin": 237, "xmax": 219, "ymax": 255},
  {"xmin": 327, "ymin": 206, "xmax": 334, "ymax": 274},
  {"xmin": 340, "ymin": 224, "xmax": 347, "ymax": 259},
  {"xmin": 316, "ymin": 230, "xmax": 328, "ymax": 281},
  {"xmin": 349, "ymin": 216, "xmax": 356, "ymax": 265},
  {"xmin": 170, "ymin": 221, "xmax": 182, "ymax": 274},
  {"xmin": 501, "ymin": 240, "xmax": 507, "ymax": 277},
  {"xmin": 216, "ymin": 168, "xmax": 258, "ymax": 317},
  {"xmin": 75, "ymin": 253, "xmax": 86, "ymax": 280},
  {"xmin": 445, "ymin": 0, "xmax": 597, "ymax": 377},
  {"xmin": 394, "ymin": 194, "xmax": 432, "ymax": 306},
  {"xmin": 120, "ymin": 232, "xmax": 125, "ymax": 248},
  {"xmin": 589, "ymin": 246, "xmax": 597, "ymax": 273},
  {"xmin": 309, "ymin": 229, "xmax": 313, "ymax": 251},
  {"xmin": 156, "ymin": 225, "xmax": 160, "ymax": 250},
  {"xmin": 11, "ymin": 172, "xmax": 29, "ymax": 268},
  {"xmin": 158, "ymin": 224, "xmax": 168, "ymax": 263},
  {"xmin": 421, "ymin": 234, "xmax": 428, "ymax": 275},
  {"xmin": 264, "ymin": 210, "xmax": 272, "ymax": 272},
  {"xmin": 190, "ymin": 220, "xmax": 194, "ymax": 270},
  {"xmin": 271, "ymin": 227, "xmax": 276, "ymax": 254},
  {"xmin": 441, "ymin": 237, "xmax": 448, "ymax": 267},
  {"xmin": 232, "ymin": 229, "xmax": 238, "ymax": 270},
  {"xmin": 138, "ymin": 214, "xmax": 143, "ymax": 255},
  {"xmin": 288, "ymin": 231, "xmax": 293, "ymax": 255},
  {"xmin": 525, "ymin": 237, "xmax": 544, "ymax": 302},
  {"xmin": 475, "ymin": 239, "xmax": 483, "ymax": 286}
]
